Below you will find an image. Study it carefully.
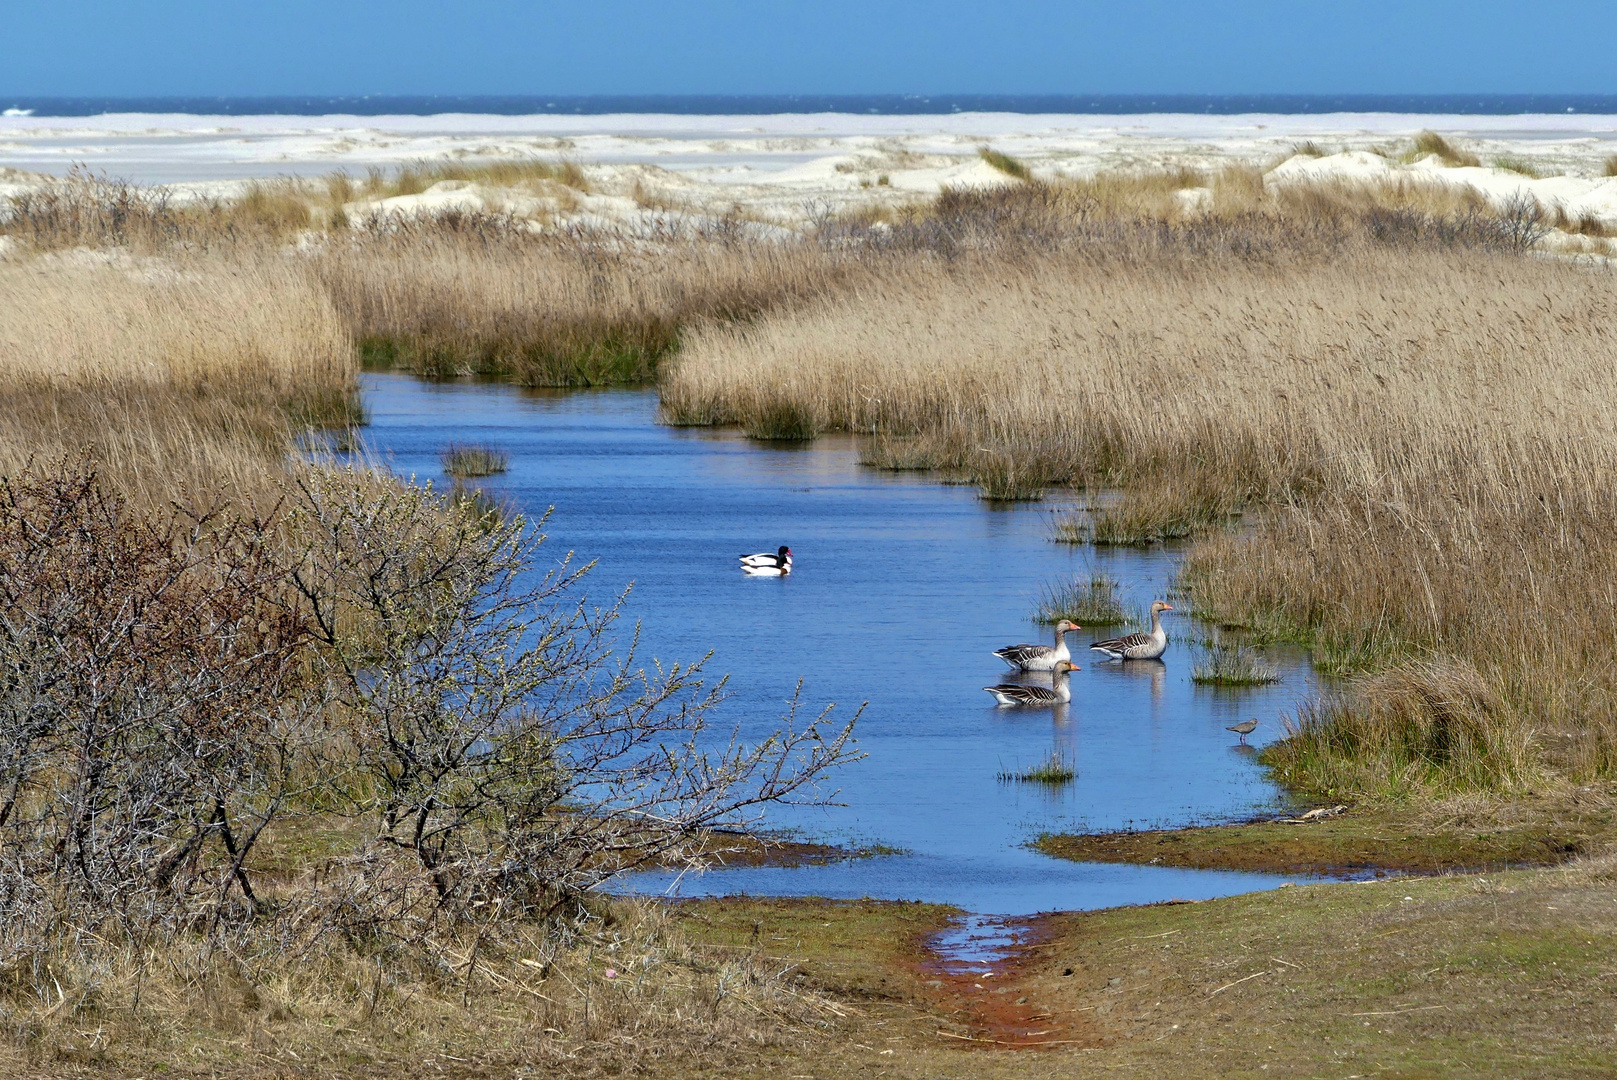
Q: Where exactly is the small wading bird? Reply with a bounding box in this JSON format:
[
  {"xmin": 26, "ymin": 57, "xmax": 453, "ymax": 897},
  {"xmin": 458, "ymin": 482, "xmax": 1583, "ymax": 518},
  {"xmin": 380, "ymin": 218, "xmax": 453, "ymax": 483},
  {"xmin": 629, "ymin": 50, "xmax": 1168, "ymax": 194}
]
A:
[
  {"xmin": 740, "ymin": 545, "xmax": 792, "ymax": 576},
  {"xmin": 994, "ymin": 619, "xmax": 1081, "ymax": 671},
  {"xmin": 1090, "ymin": 601, "xmax": 1173, "ymax": 661},
  {"xmin": 983, "ymin": 660, "xmax": 1078, "ymax": 707},
  {"xmin": 1227, "ymin": 718, "xmax": 1259, "ymax": 744}
]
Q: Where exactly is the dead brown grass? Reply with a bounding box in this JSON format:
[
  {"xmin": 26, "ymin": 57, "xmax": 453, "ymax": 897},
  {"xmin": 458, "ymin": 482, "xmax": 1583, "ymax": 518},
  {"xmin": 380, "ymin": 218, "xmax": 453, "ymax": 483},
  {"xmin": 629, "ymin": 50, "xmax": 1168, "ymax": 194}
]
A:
[
  {"xmin": 1, "ymin": 172, "xmax": 322, "ymax": 252},
  {"xmin": 0, "ymin": 896, "xmax": 838, "ymax": 1078}
]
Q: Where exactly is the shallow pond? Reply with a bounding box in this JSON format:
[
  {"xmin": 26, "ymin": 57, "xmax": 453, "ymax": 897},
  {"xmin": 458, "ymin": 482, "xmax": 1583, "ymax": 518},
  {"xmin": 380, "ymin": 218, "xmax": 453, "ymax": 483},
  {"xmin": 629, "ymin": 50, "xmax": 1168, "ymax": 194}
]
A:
[{"xmin": 359, "ymin": 373, "xmax": 1325, "ymax": 916}]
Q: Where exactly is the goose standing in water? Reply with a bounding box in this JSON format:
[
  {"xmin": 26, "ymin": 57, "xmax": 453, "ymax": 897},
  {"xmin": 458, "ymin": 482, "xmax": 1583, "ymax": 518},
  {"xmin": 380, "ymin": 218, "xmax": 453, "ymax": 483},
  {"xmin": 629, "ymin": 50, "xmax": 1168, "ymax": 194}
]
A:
[
  {"xmin": 993, "ymin": 619, "xmax": 1080, "ymax": 671},
  {"xmin": 740, "ymin": 546, "xmax": 792, "ymax": 576},
  {"xmin": 983, "ymin": 660, "xmax": 1077, "ymax": 707},
  {"xmin": 1090, "ymin": 601, "xmax": 1173, "ymax": 661}
]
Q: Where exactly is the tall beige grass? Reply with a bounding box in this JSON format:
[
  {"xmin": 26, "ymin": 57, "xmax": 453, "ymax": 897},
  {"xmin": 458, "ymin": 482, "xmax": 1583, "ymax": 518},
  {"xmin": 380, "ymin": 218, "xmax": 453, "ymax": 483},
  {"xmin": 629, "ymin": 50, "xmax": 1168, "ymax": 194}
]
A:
[
  {"xmin": 663, "ymin": 192, "xmax": 1617, "ymax": 794},
  {"xmin": 316, "ymin": 220, "xmax": 858, "ymax": 385},
  {"xmin": 0, "ymin": 253, "xmax": 355, "ymax": 503}
]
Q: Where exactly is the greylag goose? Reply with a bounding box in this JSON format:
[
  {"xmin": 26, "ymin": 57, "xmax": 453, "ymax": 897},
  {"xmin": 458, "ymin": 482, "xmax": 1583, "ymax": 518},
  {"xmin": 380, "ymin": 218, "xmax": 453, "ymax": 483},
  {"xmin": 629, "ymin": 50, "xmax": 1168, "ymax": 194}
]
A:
[
  {"xmin": 740, "ymin": 546, "xmax": 792, "ymax": 576},
  {"xmin": 983, "ymin": 660, "xmax": 1077, "ymax": 707},
  {"xmin": 1090, "ymin": 601, "xmax": 1173, "ymax": 661},
  {"xmin": 994, "ymin": 619, "xmax": 1080, "ymax": 671},
  {"xmin": 1226, "ymin": 718, "xmax": 1259, "ymax": 744}
]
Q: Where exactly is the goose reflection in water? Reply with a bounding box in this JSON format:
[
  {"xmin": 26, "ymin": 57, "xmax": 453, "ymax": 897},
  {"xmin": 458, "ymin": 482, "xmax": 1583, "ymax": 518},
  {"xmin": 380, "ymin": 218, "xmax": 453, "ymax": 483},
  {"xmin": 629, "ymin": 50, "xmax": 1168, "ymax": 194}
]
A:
[{"xmin": 1091, "ymin": 657, "xmax": 1167, "ymax": 701}]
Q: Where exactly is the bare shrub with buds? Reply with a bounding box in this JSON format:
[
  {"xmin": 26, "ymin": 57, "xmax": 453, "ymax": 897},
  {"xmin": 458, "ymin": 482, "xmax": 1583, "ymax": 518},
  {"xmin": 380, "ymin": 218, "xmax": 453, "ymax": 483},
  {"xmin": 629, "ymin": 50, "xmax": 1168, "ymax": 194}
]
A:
[
  {"xmin": 0, "ymin": 458, "xmax": 316, "ymax": 956},
  {"xmin": 286, "ymin": 467, "xmax": 860, "ymax": 931},
  {"xmin": 0, "ymin": 457, "xmax": 860, "ymax": 976}
]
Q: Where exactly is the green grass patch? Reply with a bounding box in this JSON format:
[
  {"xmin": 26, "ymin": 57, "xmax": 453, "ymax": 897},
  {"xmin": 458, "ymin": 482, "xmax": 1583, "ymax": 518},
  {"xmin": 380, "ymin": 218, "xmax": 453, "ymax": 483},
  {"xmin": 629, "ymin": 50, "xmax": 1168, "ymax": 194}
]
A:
[
  {"xmin": 1191, "ymin": 637, "xmax": 1280, "ymax": 686},
  {"xmin": 287, "ymin": 385, "xmax": 369, "ymax": 430},
  {"xmin": 440, "ymin": 443, "xmax": 509, "ymax": 477},
  {"xmin": 1262, "ymin": 660, "xmax": 1537, "ymax": 800},
  {"xmin": 356, "ymin": 325, "xmax": 671, "ymax": 387},
  {"xmin": 1057, "ymin": 501, "xmax": 1200, "ymax": 546},
  {"xmin": 998, "ymin": 750, "xmax": 1077, "ymax": 785},
  {"xmin": 448, "ymin": 483, "xmax": 512, "ymax": 531},
  {"xmin": 1033, "ymin": 802, "xmax": 1600, "ymax": 875},
  {"xmin": 1034, "ymin": 573, "xmax": 1127, "ymax": 624}
]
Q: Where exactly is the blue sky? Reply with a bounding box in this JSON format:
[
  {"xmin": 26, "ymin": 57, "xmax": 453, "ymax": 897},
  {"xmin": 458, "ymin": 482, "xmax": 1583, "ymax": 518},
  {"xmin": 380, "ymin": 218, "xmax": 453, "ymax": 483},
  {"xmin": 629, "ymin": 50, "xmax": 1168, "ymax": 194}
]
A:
[{"xmin": 5, "ymin": 1, "xmax": 1614, "ymax": 96}]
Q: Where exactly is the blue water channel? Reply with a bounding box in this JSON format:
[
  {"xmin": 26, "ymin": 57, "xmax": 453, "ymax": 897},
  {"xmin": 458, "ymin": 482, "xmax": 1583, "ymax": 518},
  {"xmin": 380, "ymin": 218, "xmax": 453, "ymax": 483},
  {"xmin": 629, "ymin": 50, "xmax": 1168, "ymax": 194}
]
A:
[{"xmin": 358, "ymin": 373, "xmax": 1326, "ymax": 917}]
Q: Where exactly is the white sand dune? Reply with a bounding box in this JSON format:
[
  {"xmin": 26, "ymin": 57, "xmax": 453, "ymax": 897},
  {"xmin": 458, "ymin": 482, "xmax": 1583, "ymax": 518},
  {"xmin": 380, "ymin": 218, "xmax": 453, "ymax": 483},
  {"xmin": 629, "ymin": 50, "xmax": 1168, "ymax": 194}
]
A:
[
  {"xmin": 1270, "ymin": 150, "xmax": 1617, "ymax": 222},
  {"xmin": 2, "ymin": 111, "xmax": 1616, "ymax": 234}
]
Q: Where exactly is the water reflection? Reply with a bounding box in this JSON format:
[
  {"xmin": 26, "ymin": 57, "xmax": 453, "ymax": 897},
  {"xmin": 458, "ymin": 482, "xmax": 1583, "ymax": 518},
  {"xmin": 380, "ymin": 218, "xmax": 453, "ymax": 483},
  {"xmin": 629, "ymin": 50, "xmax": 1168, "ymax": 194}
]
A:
[{"xmin": 1091, "ymin": 657, "xmax": 1168, "ymax": 702}]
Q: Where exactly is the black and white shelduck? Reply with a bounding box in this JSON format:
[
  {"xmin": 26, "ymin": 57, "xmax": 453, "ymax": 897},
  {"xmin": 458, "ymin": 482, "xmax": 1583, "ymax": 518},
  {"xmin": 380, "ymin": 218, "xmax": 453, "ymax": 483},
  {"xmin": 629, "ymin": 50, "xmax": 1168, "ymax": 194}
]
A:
[
  {"xmin": 740, "ymin": 546, "xmax": 792, "ymax": 576},
  {"xmin": 983, "ymin": 660, "xmax": 1077, "ymax": 707},
  {"xmin": 993, "ymin": 619, "xmax": 1080, "ymax": 672},
  {"xmin": 1089, "ymin": 601, "xmax": 1173, "ymax": 661}
]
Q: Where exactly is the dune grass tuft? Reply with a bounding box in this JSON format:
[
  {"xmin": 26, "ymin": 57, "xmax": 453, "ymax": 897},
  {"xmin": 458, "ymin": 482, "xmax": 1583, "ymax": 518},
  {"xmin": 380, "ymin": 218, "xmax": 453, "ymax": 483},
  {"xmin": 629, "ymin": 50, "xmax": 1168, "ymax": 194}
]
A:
[
  {"xmin": 366, "ymin": 158, "xmax": 591, "ymax": 198},
  {"xmin": 440, "ymin": 442, "xmax": 509, "ymax": 477},
  {"xmin": 1492, "ymin": 155, "xmax": 1545, "ymax": 178},
  {"xmin": 1604, "ymin": 154, "xmax": 1617, "ymax": 177},
  {"xmin": 1404, "ymin": 130, "xmax": 1481, "ymax": 168},
  {"xmin": 978, "ymin": 147, "xmax": 1032, "ymax": 180}
]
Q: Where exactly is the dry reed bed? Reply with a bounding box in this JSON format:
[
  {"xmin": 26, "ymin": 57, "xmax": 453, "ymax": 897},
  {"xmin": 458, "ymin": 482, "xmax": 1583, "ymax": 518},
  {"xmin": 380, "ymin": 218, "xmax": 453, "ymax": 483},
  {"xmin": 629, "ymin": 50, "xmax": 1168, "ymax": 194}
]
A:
[
  {"xmin": 0, "ymin": 253, "xmax": 356, "ymax": 504},
  {"xmin": 314, "ymin": 219, "xmax": 861, "ymax": 385},
  {"xmin": 664, "ymin": 230, "xmax": 1617, "ymax": 792}
]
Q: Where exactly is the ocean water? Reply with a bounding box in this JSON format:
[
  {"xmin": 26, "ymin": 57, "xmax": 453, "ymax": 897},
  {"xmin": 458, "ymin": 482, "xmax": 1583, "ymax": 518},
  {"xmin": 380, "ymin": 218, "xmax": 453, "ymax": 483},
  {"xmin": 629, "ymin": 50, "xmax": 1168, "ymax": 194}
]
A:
[{"xmin": 6, "ymin": 93, "xmax": 1617, "ymax": 118}]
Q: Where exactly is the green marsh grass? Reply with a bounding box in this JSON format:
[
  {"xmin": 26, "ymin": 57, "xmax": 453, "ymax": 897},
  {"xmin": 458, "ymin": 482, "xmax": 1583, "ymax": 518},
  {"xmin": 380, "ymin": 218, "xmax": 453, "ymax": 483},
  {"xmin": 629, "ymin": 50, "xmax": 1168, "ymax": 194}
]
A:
[
  {"xmin": 973, "ymin": 454, "xmax": 1052, "ymax": 501},
  {"xmin": 1191, "ymin": 637, "xmax": 1280, "ymax": 686},
  {"xmin": 1034, "ymin": 573, "xmax": 1127, "ymax": 625},
  {"xmin": 742, "ymin": 398, "xmax": 821, "ymax": 441},
  {"xmin": 998, "ymin": 749, "xmax": 1076, "ymax": 785},
  {"xmin": 440, "ymin": 442, "xmax": 509, "ymax": 477},
  {"xmin": 1261, "ymin": 660, "xmax": 1534, "ymax": 798},
  {"xmin": 448, "ymin": 483, "xmax": 511, "ymax": 531}
]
